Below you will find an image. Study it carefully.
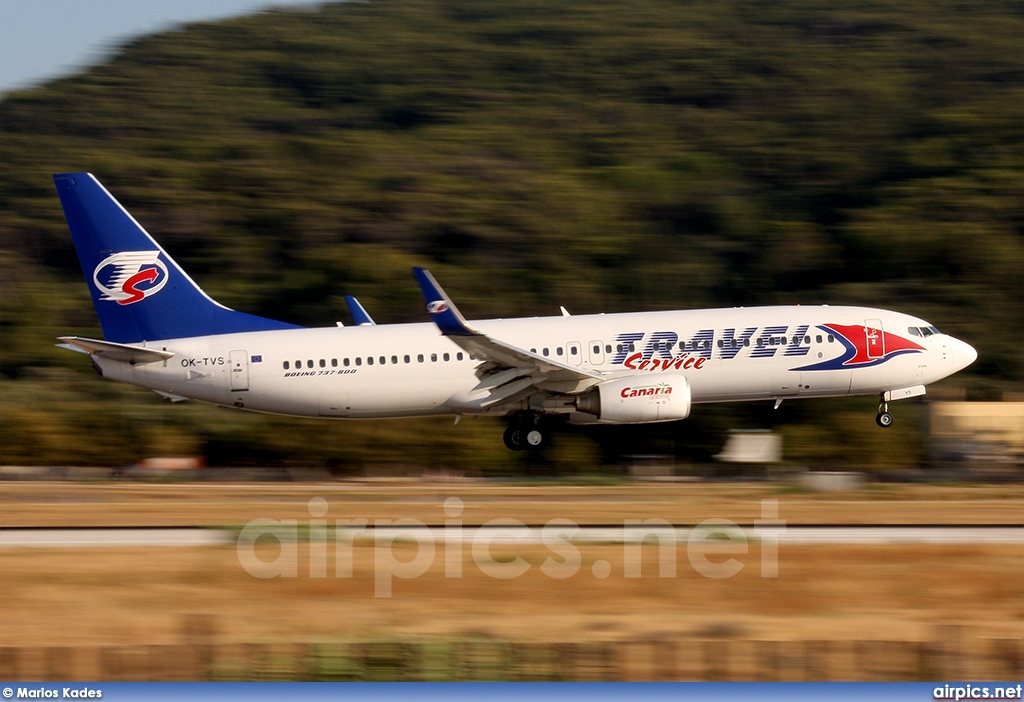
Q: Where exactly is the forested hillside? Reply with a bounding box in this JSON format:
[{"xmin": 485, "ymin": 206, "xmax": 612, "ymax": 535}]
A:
[{"xmin": 0, "ymin": 0, "xmax": 1020, "ymax": 469}]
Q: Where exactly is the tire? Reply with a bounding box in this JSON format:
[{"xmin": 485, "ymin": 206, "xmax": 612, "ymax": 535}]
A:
[
  {"xmin": 876, "ymin": 412, "xmax": 894, "ymax": 428},
  {"xmin": 503, "ymin": 425, "xmax": 526, "ymax": 451},
  {"xmin": 525, "ymin": 429, "xmax": 545, "ymax": 448}
]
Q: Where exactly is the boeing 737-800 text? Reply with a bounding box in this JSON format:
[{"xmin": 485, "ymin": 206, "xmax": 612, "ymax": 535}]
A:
[{"xmin": 53, "ymin": 173, "xmax": 977, "ymax": 450}]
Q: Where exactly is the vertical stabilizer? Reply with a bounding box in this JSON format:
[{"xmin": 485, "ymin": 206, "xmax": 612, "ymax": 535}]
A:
[{"xmin": 54, "ymin": 173, "xmax": 300, "ymax": 343}]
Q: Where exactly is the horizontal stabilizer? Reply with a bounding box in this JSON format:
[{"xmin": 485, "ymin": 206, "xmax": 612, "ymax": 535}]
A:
[
  {"xmin": 153, "ymin": 390, "xmax": 189, "ymax": 402},
  {"xmin": 57, "ymin": 336, "xmax": 175, "ymax": 364}
]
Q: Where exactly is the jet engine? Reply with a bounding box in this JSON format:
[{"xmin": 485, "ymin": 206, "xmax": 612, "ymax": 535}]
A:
[{"xmin": 575, "ymin": 375, "xmax": 691, "ymax": 424}]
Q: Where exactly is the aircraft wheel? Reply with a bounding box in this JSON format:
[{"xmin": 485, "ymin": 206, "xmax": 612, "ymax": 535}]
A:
[
  {"xmin": 503, "ymin": 424, "xmax": 526, "ymax": 451},
  {"xmin": 525, "ymin": 429, "xmax": 545, "ymax": 449},
  {"xmin": 876, "ymin": 412, "xmax": 894, "ymax": 428}
]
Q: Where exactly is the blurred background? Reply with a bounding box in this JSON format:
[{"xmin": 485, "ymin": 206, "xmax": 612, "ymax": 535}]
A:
[
  {"xmin": 0, "ymin": 0, "xmax": 1021, "ymax": 472},
  {"xmin": 0, "ymin": 0, "xmax": 1021, "ymax": 683}
]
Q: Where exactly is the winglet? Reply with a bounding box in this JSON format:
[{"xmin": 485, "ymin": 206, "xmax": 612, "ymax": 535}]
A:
[
  {"xmin": 412, "ymin": 267, "xmax": 478, "ymax": 336},
  {"xmin": 344, "ymin": 296, "xmax": 376, "ymax": 326}
]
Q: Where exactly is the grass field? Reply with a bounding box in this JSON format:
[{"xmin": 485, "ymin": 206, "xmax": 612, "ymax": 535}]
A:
[
  {"xmin": 1, "ymin": 480, "xmax": 1022, "ymax": 526},
  {"xmin": 1, "ymin": 540, "xmax": 1022, "ymax": 649},
  {"xmin": 0, "ymin": 481, "xmax": 1020, "ymax": 658}
]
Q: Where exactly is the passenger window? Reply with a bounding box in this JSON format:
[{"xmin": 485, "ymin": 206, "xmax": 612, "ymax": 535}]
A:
[
  {"xmin": 457, "ymin": 352, "xmax": 464, "ymax": 361},
  {"xmin": 827, "ymin": 334, "xmax": 835, "ymax": 343},
  {"xmin": 431, "ymin": 353, "xmax": 438, "ymax": 362},
  {"xmin": 557, "ymin": 347, "xmax": 563, "ymax": 356},
  {"xmin": 295, "ymin": 360, "xmax": 301, "ymax": 368},
  {"xmin": 404, "ymin": 355, "xmax": 411, "ymax": 363},
  {"xmin": 744, "ymin": 338, "xmax": 751, "ymax": 347},
  {"xmin": 606, "ymin": 345, "xmax": 612, "ymax": 353},
  {"xmin": 757, "ymin": 338, "xmax": 764, "ymax": 347},
  {"xmin": 331, "ymin": 359, "xmax": 338, "ymax": 368},
  {"xmin": 367, "ymin": 357, "xmax": 374, "ymax": 366},
  {"xmin": 319, "ymin": 359, "xmax": 326, "ymax": 368},
  {"xmin": 344, "ymin": 358, "xmax": 350, "ymax": 367},
  {"xmin": 805, "ymin": 336, "xmax": 810, "ymax": 344},
  {"xmin": 543, "ymin": 348, "xmax": 550, "ymax": 356},
  {"xmin": 307, "ymin": 360, "xmax": 314, "ymax": 368},
  {"xmin": 418, "ymin": 354, "xmax": 424, "ymax": 363},
  {"xmin": 355, "ymin": 358, "xmax": 362, "ymax": 366},
  {"xmin": 391, "ymin": 355, "xmax": 398, "ymax": 364},
  {"xmin": 283, "ymin": 361, "xmax": 290, "ymax": 370},
  {"xmin": 593, "ymin": 345, "xmax": 600, "ymax": 354},
  {"xmin": 443, "ymin": 353, "xmax": 450, "ymax": 362},
  {"xmin": 816, "ymin": 335, "xmax": 822, "ymax": 344}
]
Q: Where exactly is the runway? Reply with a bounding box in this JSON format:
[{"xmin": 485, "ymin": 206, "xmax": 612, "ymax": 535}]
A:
[
  {"xmin": 1, "ymin": 524, "xmax": 1021, "ymax": 546},
  {"xmin": 0, "ymin": 527, "xmax": 233, "ymax": 547}
]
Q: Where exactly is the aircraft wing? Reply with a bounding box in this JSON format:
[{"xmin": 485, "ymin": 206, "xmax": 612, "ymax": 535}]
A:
[
  {"xmin": 412, "ymin": 268, "xmax": 603, "ymax": 408},
  {"xmin": 344, "ymin": 296, "xmax": 376, "ymax": 326},
  {"xmin": 57, "ymin": 336, "xmax": 175, "ymax": 364}
]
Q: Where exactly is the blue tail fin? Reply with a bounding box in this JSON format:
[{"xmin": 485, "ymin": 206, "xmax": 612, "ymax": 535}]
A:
[{"xmin": 54, "ymin": 173, "xmax": 301, "ymax": 343}]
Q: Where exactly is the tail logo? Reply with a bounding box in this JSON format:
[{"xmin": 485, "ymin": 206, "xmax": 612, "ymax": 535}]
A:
[
  {"xmin": 93, "ymin": 251, "xmax": 169, "ymax": 306},
  {"xmin": 427, "ymin": 301, "xmax": 449, "ymax": 314}
]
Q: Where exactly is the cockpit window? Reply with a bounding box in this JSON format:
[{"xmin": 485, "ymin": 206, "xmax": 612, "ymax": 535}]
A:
[
  {"xmin": 908, "ymin": 327, "xmax": 921, "ymax": 337},
  {"xmin": 910, "ymin": 325, "xmax": 941, "ymax": 337}
]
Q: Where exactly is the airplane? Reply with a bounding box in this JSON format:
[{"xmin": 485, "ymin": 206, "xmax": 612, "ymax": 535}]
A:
[{"xmin": 53, "ymin": 172, "xmax": 978, "ymax": 451}]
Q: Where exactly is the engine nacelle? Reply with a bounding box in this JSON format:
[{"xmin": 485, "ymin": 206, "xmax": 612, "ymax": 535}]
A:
[{"xmin": 575, "ymin": 375, "xmax": 691, "ymax": 424}]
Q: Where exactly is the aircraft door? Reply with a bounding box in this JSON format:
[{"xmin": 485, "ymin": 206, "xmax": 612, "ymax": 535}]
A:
[
  {"xmin": 567, "ymin": 341, "xmax": 583, "ymax": 366},
  {"xmin": 865, "ymin": 319, "xmax": 885, "ymax": 359},
  {"xmin": 229, "ymin": 350, "xmax": 249, "ymax": 391},
  {"xmin": 588, "ymin": 340, "xmax": 605, "ymax": 366}
]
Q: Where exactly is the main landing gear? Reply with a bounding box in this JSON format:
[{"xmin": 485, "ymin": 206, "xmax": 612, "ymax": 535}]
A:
[
  {"xmin": 876, "ymin": 396, "xmax": 894, "ymax": 428},
  {"xmin": 503, "ymin": 412, "xmax": 547, "ymax": 451}
]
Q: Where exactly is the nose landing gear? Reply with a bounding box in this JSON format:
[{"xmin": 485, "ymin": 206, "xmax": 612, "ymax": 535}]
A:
[{"xmin": 876, "ymin": 397, "xmax": 894, "ymax": 428}]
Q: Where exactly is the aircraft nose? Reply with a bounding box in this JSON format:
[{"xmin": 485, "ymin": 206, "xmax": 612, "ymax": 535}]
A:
[{"xmin": 948, "ymin": 337, "xmax": 978, "ymax": 373}]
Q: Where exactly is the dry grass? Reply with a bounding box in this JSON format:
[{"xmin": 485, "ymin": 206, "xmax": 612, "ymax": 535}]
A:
[
  {"xmin": 1, "ymin": 480, "xmax": 1022, "ymax": 526},
  {"xmin": 0, "ymin": 481, "xmax": 1020, "ymax": 655},
  {"xmin": 0, "ymin": 541, "xmax": 1021, "ymax": 648}
]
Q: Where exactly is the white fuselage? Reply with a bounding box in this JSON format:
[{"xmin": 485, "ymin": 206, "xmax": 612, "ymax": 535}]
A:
[{"xmin": 94, "ymin": 305, "xmax": 976, "ymax": 423}]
